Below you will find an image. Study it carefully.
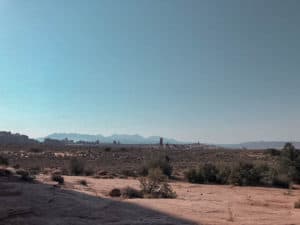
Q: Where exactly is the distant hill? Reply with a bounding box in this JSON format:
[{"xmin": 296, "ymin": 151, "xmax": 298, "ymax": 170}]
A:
[
  {"xmin": 0, "ymin": 131, "xmax": 38, "ymax": 145},
  {"xmin": 38, "ymin": 133, "xmax": 187, "ymax": 144},
  {"xmin": 219, "ymin": 141, "xmax": 300, "ymax": 149}
]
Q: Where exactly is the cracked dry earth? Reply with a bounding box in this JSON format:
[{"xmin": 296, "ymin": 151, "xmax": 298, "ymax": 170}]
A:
[{"xmin": 1, "ymin": 175, "xmax": 300, "ymax": 225}]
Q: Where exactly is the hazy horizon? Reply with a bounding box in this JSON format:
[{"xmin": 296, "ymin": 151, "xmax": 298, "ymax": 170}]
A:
[{"xmin": 1, "ymin": 0, "xmax": 300, "ymax": 143}]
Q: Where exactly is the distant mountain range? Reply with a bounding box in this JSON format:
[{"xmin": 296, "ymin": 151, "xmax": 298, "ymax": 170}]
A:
[
  {"xmin": 38, "ymin": 133, "xmax": 186, "ymax": 145},
  {"xmin": 37, "ymin": 133, "xmax": 300, "ymax": 149},
  {"xmin": 218, "ymin": 141, "xmax": 300, "ymax": 149}
]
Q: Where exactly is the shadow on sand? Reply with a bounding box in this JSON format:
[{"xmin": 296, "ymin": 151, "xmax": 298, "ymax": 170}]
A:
[{"xmin": 0, "ymin": 177, "xmax": 198, "ymax": 225}]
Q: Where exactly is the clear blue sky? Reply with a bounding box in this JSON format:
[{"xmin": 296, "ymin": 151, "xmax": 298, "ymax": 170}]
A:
[{"xmin": 1, "ymin": 0, "xmax": 300, "ymax": 143}]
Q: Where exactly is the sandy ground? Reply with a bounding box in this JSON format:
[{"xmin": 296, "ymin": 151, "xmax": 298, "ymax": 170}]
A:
[
  {"xmin": 40, "ymin": 176, "xmax": 300, "ymax": 225},
  {"xmin": 1, "ymin": 175, "xmax": 300, "ymax": 225}
]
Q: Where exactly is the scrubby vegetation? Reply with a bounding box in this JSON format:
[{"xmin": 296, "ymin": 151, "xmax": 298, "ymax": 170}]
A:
[
  {"xmin": 109, "ymin": 168, "xmax": 176, "ymax": 199},
  {"xmin": 70, "ymin": 158, "xmax": 85, "ymax": 175},
  {"xmin": 139, "ymin": 168, "xmax": 176, "ymax": 198},
  {"xmin": 0, "ymin": 155, "xmax": 9, "ymax": 166},
  {"xmin": 121, "ymin": 186, "xmax": 143, "ymax": 198},
  {"xmin": 51, "ymin": 174, "xmax": 64, "ymax": 184},
  {"xmin": 79, "ymin": 179, "xmax": 87, "ymax": 186},
  {"xmin": 295, "ymin": 200, "xmax": 300, "ymax": 209},
  {"xmin": 185, "ymin": 143, "xmax": 300, "ymax": 188},
  {"xmin": 109, "ymin": 188, "xmax": 121, "ymax": 197},
  {"xmin": 16, "ymin": 169, "xmax": 35, "ymax": 182},
  {"xmin": 140, "ymin": 155, "xmax": 173, "ymax": 178}
]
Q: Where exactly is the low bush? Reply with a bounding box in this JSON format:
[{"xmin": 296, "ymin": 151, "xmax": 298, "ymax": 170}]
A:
[
  {"xmin": 185, "ymin": 168, "xmax": 204, "ymax": 184},
  {"xmin": 272, "ymin": 174, "xmax": 291, "ymax": 189},
  {"xmin": 70, "ymin": 158, "xmax": 85, "ymax": 175},
  {"xmin": 109, "ymin": 188, "xmax": 121, "ymax": 197},
  {"xmin": 139, "ymin": 168, "xmax": 176, "ymax": 198},
  {"xmin": 84, "ymin": 167, "xmax": 95, "ymax": 176},
  {"xmin": 121, "ymin": 187, "xmax": 143, "ymax": 198},
  {"xmin": 104, "ymin": 147, "xmax": 111, "ymax": 152},
  {"xmin": 295, "ymin": 200, "xmax": 300, "ymax": 209},
  {"xmin": 79, "ymin": 179, "xmax": 87, "ymax": 186},
  {"xmin": 51, "ymin": 174, "xmax": 64, "ymax": 185},
  {"xmin": 265, "ymin": 148, "xmax": 281, "ymax": 156},
  {"xmin": 0, "ymin": 156, "xmax": 9, "ymax": 166},
  {"xmin": 29, "ymin": 166, "xmax": 41, "ymax": 175},
  {"xmin": 29, "ymin": 148, "xmax": 43, "ymax": 153},
  {"xmin": 228, "ymin": 162, "xmax": 268, "ymax": 186},
  {"xmin": 0, "ymin": 167, "xmax": 13, "ymax": 177},
  {"xmin": 121, "ymin": 169, "xmax": 136, "ymax": 177},
  {"xmin": 140, "ymin": 155, "xmax": 173, "ymax": 178},
  {"xmin": 16, "ymin": 169, "xmax": 35, "ymax": 182},
  {"xmin": 185, "ymin": 162, "xmax": 280, "ymax": 187}
]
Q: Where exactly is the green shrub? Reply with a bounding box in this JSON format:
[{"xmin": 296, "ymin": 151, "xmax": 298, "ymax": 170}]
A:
[
  {"xmin": 0, "ymin": 155, "xmax": 9, "ymax": 166},
  {"xmin": 109, "ymin": 188, "xmax": 121, "ymax": 197},
  {"xmin": 202, "ymin": 163, "xmax": 219, "ymax": 183},
  {"xmin": 104, "ymin": 147, "xmax": 111, "ymax": 152},
  {"xmin": 51, "ymin": 174, "xmax": 64, "ymax": 184},
  {"xmin": 228, "ymin": 162, "xmax": 266, "ymax": 186},
  {"xmin": 272, "ymin": 174, "xmax": 291, "ymax": 188},
  {"xmin": 84, "ymin": 167, "xmax": 95, "ymax": 176},
  {"xmin": 186, "ymin": 162, "xmax": 274, "ymax": 187},
  {"xmin": 70, "ymin": 158, "xmax": 85, "ymax": 175},
  {"xmin": 185, "ymin": 168, "xmax": 204, "ymax": 183},
  {"xmin": 29, "ymin": 166, "xmax": 41, "ymax": 175},
  {"xmin": 295, "ymin": 200, "xmax": 300, "ymax": 209},
  {"xmin": 16, "ymin": 169, "xmax": 35, "ymax": 182},
  {"xmin": 215, "ymin": 164, "xmax": 231, "ymax": 184},
  {"xmin": 79, "ymin": 179, "xmax": 87, "ymax": 186},
  {"xmin": 121, "ymin": 169, "xmax": 136, "ymax": 177},
  {"xmin": 29, "ymin": 148, "xmax": 43, "ymax": 153},
  {"xmin": 278, "ymin": 143, "xmax": 300, "ymax": 183},
  {"xmin": 0, "ymin": 167, "xmax": 13, "ymax": 177},
  {"xmin": 265, "ymin": 148, "xmax": 281, "ymax": 156},
  {"xmin": 141, "ymin": 155, "xmax": 173, "ymax": 178},
  {"xmin": 121, "ymin": 186, "xmax": 143, "ymax": 198}
]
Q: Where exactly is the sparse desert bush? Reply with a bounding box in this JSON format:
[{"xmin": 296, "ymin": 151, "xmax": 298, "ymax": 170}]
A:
[
  {"xmin": 295, "ymin": 200, "xmax": 300, "ymax": 208},
  {"xmin": 139, "ymin": 168, "xmax": 176, "ymax": 198},
  {"xmin": 185, "ymin": 163, "xmax": 229, "ymax": 184},
  {"xmin": 70, "ymin": 158, "xmax": 85, "ymax": 175},
  {"xmin": 16, "ymin": 169, "xmax": 35, "ymax": 182},
  {"xmin": 79, "ymin": 179, "xmax": 87, "ymax": 186},
  {"xmin": 265, "ymin": 148, "xmax": 281, "ymax": 156},
  {"xmin": 104, "ymin": 147, "xmax": 111, "ymax": 152},
  {"xmin": 51, "ymin": 174, "xmax": 64, "ymax": 184},
  {"xmin": 121, "ymin": 169, "xmax": 136, "ymax": 177},
  {"xmin": 29, "ymin": 147, "xmax": 43, "ymax": 153},
  {"xmin": 216, "ymin": 164, "xmax": 232, "ymax": 184},
  {"xmin": 0, "ymin": 155, "xmax": 9, "ymax": 166},
  {"xmin": 0, "ymin": 167, "xmax": 13, "ymax": 177},
  {"xmin": 279, "ymin": 143, "xmax": 300, "ymax": 183},
  {"xmin": 84, "ymin": 167, "xmax": 95, "ymax": 176},
  {"xmin": 228, "ymin": 162, "xmax": 267, "ymax": 186},
  {"xmin": 109, "ymin": 188, "xmax": 121, "ymax": 197},
  {"xmin": 185, "ymin": 168, "xmax": 204, "ymax": 184},
  {"xmin": 121, "ymin": 186, "xmax": 143, "ymax": 198},
  {"xmin": 13, "ymin": 164, "xmax": 20, "ymax": 169},
  {"xmin": 202, "ymin": 163, "xmax": 219, "ymax": 183},
  {"xmin": 140, "ymin": 155, "xmax": 173, "ymax": 178},
  {"xmin": 29, "ymin": 166, "xmax": 41, "ymax": 175},
  {"xmin": 272, "ymin": 174, "xmax": 291, "ymax": 188},
  {"xmin": 186, "ymin": 162, "xmax": 273, "ymax": 187}
]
